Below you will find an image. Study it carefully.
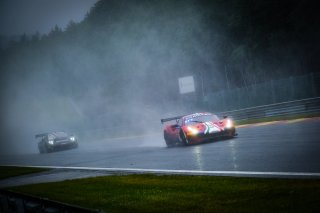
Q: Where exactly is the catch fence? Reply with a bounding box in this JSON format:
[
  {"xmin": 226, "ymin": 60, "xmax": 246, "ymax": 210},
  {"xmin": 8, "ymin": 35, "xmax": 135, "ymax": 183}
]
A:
[{"xmin": 207, "ymin": 72, "xmax": 320, "ymax": 112}]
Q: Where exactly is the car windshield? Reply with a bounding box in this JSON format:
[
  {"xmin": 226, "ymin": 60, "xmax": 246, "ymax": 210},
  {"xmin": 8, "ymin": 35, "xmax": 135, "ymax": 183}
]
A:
[
  {"xmin": 52, "ymin": 132, "xmax": 68, "ymax": 138},
  {"xmin": 184, "ymin": 114, "xmax": 219, "ymax": 125}
]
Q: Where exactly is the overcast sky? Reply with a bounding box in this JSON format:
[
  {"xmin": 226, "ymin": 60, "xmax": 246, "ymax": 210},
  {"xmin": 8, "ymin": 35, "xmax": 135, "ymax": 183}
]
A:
[{"xmin": 0, "ymin": 0, "xmax": 99, "ymax": 36}]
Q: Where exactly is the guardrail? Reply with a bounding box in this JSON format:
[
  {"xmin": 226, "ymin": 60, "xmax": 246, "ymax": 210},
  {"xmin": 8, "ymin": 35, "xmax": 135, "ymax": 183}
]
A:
[
  {"xmin": 0, "ymin": 189, "xmax": 104, "ymax": 213},
  {"xmin": 217, "ymin": 97, "xmax": 320, "ymax": 121}
]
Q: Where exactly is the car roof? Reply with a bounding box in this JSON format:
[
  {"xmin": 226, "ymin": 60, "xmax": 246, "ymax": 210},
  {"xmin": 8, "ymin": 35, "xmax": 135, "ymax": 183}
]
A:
[
  {"xmin": 182, "ymin": 112, "xmax": 213, "ymax": 120},
  {"xmin": 35, "ymin": 131, "xmax": 67, "ymax": 138}
]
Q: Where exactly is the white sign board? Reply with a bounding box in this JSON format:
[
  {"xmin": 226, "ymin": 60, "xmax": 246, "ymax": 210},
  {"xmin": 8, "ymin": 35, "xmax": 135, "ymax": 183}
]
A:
[{"xmin": 178, "ymin": 76, "xmax": 195, "ymax": 94}]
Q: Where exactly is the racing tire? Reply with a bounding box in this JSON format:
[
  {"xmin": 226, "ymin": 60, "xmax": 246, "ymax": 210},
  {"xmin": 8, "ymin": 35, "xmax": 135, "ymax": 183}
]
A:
[
  {"xmin": 73, "ymin": 142, "xmax": 79, "ymax": 149},
  {"xmin": 39, "ymin": 145, "xmax": 47, "ymax": 154},
  {"xmin": 164, "ymin": 134, "xmax": 174, "ymax": 148},
  {"xmin": 46, "ymin": 145, "xmax": 53, "ymax": 153},
  {"xmin": 179, "ymin": 130, "xmax": 190, "ymax": 146},
  {"xmin": 226, "ymin": 129, "xmax": 237, "ymax": 139},
  {"xmin": 166, "ymin": 142, "xmax": 174, "ymax": 148}
]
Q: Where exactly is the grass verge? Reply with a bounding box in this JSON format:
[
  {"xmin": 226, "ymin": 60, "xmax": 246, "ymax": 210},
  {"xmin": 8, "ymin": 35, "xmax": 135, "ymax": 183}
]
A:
[
  {"xmin": 7, "ymin": 174, "xmax": 320, "ymax": 213},
  {"xmin": 0, "ymin": 166, "xmax": 49, "ymax": 180}
]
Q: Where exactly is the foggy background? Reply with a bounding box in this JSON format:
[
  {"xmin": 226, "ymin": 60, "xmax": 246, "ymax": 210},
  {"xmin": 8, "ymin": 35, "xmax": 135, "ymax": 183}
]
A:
[{"xmin": 0, "ymin": 0, "xmax": 319, "ymax": 154}]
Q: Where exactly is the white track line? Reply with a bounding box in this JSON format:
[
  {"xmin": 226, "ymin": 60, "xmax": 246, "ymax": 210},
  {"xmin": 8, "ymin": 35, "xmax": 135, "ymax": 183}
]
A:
[{"xmin": 4, "ymin": 165, "xmax": 320, "ymax": 178}]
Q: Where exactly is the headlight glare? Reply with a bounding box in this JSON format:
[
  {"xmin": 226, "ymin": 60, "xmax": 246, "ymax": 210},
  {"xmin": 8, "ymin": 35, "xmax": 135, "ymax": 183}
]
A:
[
  {"xmin": 226, "ymin": 119, "xmax": 233, "ymax": 129},
  {"xmin": 48, "ymin": 140, "xmax": 54, "ymax": 145},
  {"xmin": 187, "ymin": 126, "xmax": 199, "ymax": 135},
  {"xmin": 70, "ymin": 136, "xmax": 75, "ymax": 142}
]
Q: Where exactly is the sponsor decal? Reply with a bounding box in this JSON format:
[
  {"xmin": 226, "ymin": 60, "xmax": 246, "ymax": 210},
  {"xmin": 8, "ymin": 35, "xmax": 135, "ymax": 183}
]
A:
[
  {"xmin": 204, "ymin": 122, "xmax": 220, "ymax": 134},
  {"xmin": 184, "ymin": 113, "xmax": 211, "ymax": 120}
]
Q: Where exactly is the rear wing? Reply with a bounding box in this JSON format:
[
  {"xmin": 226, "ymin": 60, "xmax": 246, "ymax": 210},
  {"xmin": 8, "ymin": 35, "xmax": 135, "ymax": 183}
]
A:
[
  {"xmin": 35, "ymin": 133, "xmax": 48, "ymax": 138},
  {"xmin": 161, "ymin": 115, "xmax": 184, "ymax": 124}
]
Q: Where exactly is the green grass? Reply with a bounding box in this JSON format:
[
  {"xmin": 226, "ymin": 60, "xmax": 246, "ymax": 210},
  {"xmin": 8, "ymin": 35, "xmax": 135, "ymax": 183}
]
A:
[
  {"xmin": 0, "ymin": 166, "xmax": 49, "ymax": 180},
  {"xmin": 7, "ymin": 174, "xmax": 320, "ymax": 213},
  {"xmin": 235, "ymin": 112, "xmax": 320, "ymax": 126}
]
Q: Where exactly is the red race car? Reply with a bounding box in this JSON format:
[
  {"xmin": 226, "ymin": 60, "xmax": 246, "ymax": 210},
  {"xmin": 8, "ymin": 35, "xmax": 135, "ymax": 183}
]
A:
[{"xmin": 161, "ymin": 112, "xmax": 237, "ymax": 147}]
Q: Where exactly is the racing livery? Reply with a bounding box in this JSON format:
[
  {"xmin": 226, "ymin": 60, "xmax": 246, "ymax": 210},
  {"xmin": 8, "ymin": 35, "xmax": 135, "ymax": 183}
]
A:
[
  {"xmin": 36, "ymin": 131, "xmax": 78, "ymax": 153},
  {"xmin": 161, "ymin": 112, "xmax": 237, "ymax": 147}
]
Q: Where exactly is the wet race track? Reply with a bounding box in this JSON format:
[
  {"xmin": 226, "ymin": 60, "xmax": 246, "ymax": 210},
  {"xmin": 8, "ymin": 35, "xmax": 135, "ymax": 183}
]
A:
[{"xmin": 1, "ymin": 118, "xmax": 320, "ymax": 177}]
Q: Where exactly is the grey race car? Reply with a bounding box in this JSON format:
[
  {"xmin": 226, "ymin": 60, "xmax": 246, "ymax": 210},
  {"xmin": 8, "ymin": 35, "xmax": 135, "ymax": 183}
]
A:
[{"xmin": 36, "ymin": 131, "xmax": 78, "ymax": 153}]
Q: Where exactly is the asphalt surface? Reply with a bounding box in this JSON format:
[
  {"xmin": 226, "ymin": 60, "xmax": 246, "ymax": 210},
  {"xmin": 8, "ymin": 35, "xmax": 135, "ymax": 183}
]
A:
[{"xmin": 1, "ymin": 118, "xmax": 320, "ymax": 185}]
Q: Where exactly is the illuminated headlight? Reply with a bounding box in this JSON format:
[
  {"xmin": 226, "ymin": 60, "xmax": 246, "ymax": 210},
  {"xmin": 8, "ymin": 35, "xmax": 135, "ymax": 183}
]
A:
[
  {"xmin": 226, "ymin": 119, "xmax": 233, "ymax": 129},
  {"xmin": 48, "ymin": 140, "xmax": 54, "ymax": 145},
  {"xmin": 70, "ymin": 136, "xmax": 75, "ymax": 142},
  {"xmin": 187, "ymin": 126, "xmax": 199, "ymax": 135}
]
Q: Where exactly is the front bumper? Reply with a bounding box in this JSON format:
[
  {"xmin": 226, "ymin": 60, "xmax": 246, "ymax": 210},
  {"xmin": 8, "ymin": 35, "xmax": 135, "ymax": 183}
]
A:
[
  {"xmin": 47, "ymin": 140, "xmax": 77, "ymax": 151},
  {"xmin": 187, "ymin": 128, "xmax": 236, "ymax": 144}
]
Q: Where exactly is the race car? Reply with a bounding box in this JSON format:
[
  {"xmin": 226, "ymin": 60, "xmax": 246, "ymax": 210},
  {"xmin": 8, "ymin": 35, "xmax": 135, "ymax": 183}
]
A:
[
  {"xmin": 161, "ymin": 112, "xmax": 237, "ymax": 147},
  {"xmin": 36, "ymin": 131, "xmax": 78, "ymax": 153}
]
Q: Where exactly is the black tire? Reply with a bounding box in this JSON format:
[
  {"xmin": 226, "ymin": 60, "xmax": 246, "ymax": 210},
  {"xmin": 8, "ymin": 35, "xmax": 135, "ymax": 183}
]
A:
[
  {"xmin": 227, "ymin": 128, "xmax": 237, "ymax": 138},
  {"xmin": 39, "ymin": 144, "xmax": 47, "ymax": 154},
  {"xmin": 46, "ymin": 145, "xmax": 53, "ymax": 153},
  {"xmin": 73, "ymin": 142, "xmax": 78, "ymax": 149},
  {"xmin": 166, "ymin": 142, "xmax": 174, "ymax": 148},
  {"xmin": 179, "ymin": 130, "xmax": 190, "ymax": 146},
  {"xmin": 164, "ymin": 134, "xmax": 174, "ymax": 148}
]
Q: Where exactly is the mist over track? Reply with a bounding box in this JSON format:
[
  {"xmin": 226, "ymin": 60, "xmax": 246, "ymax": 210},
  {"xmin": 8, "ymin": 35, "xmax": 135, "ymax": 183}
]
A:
[{"xmin": 1, "ymin": 118, "xmax": 320, "ymax": 178}]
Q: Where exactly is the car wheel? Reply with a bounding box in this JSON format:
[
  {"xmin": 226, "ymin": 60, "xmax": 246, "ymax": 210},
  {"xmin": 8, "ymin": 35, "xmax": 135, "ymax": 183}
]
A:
[
  {"xmin": 164, "ymin": 134, "xmax": 174, "ymax": 148},
  {"xmin": 179, "ymin": 130, "xmax": 190, "ymax": 146},
  {"xmin": 227, "ymin": 129, "xmax": 237, "ymax": 138},
  {"xmin": 73, "ymin": 142, "xmax": 78, "ymax": 149},
  {"xmin": 166, "ymin": 143, "xmax": 174, "ymax": 148},
  {"xmin": 39, "ymin": 145, "xmax": 47, "ymax": 154},
  {"xmin": 46, "ymin": 145, "xmax": 53, "ymax": 153}
]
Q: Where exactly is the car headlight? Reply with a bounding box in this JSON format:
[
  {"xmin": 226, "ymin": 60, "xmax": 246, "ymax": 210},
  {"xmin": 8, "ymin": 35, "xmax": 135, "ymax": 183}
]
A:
[
  {"xmin": 226, "ymin": 119, "xmax": 233, "ymax": 129},
  {"xmin": 70, "ymin": 136, "xmax": 75, "ymax": 142},
  {"xmin": 187, "ymin": 126, "xmax": 199, "ymax": 135},
  {"xmin": 48, "ymin": 140, "xmax": 54, "ymax": 145}
]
